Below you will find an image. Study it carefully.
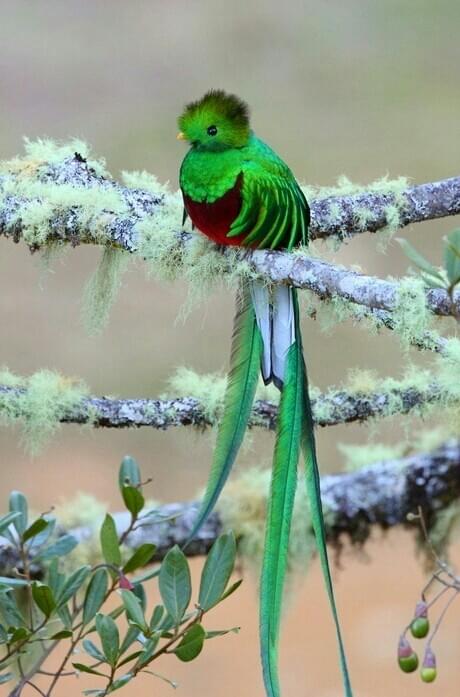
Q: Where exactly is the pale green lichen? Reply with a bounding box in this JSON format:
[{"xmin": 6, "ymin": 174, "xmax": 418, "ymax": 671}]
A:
[
  {"xmin": 82, "ymin": 247, "xmax": 130, "ymax": 335},
  {"xmin": 0, "ymin": 139, "xmax": 126, "ymax": 248},
  {"xmin": 392, "ymin": 276, "xmax": 431, "ymax": 347},
  {"xmin": 121, "ymin": 169, "xmax": 169, "ymax": 194},
  {"xmin": 303, "ymin": 174, "xmax": 409, "ymax": 248},
  {"xmin": 1, "ymin": 137, "xmax": 109, "ymax": 178},
  {"xmin": 136, "ymin": 187, "xmax": 255, "ymax": 317},
  {"xmin": 0, "ymin": 368, "xmax": 90, "ymax": 454},
  {"xmin": 165, "ymin": 366, "xmax": 280, "ymax": 424},
  {"xmin": 338, "ymin": 441, "xmax": 408, "ymax": 472}
]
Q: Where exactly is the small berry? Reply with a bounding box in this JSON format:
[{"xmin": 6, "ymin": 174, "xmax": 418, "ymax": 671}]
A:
[
  {"xmin": 421, "ymin": 647, "xmax": 436, "ymax": 682},
  {"xmin": 410, "ymin": 617, "xmax": 430, "ymax": 639},
  {"xmin": 398, "ymin": 636, "xmax": 418, "ymax": 673},
  {"xmin": 421, "ymin": 667, "xmax": 437, "ymax": 683}
]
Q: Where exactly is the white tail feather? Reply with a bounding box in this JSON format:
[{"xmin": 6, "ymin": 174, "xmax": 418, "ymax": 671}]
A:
[
  {"xmin": 272, "ymin": 285, "xmax": 295, "ymax": 387},
  {"xmin": 250, "ymin": 280, "xmax": 271, "ymax": 383},
  {"xmin": 250, "ymin": 281, "xmax": 295, "ymax": 388}
]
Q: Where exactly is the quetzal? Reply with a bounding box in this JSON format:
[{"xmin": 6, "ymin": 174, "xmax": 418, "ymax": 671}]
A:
[{"xmin": 177, "ymin": 89, "xmax": 353, "ymax": 697}]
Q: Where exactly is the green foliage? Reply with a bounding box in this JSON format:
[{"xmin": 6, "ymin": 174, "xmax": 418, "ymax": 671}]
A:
[
  {"xmin": 0, "ymin": 456, "xmax": 240, "ymax": 695},
  {"xmin": 397, "ymin": 228, "xmax": 460, "ymax": 298}
]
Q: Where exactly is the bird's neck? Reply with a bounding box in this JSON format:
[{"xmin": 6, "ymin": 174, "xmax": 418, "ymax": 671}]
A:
[{"xmin": 180, "ymin": 143, "xmax": 248, "ymax": 203}]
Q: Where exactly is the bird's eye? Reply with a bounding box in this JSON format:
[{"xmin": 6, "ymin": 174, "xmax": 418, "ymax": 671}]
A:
[{"xmin": 207, "ymin": 125, "xmax": 218, "ymax": 136}]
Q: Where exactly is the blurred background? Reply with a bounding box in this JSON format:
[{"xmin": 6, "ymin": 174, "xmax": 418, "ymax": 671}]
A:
[{"xmin": 0, "ymin": 1, "xmax": 459, "ymax": 694}]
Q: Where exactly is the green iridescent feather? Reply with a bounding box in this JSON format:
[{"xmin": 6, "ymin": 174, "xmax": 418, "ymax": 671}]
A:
[
  {"xmin": 259, "ymin": 291, "xmax": 303, "ymax": 697},
  {"xmin": 185, "ymin": 281, "xmax": 263, "ymax": 545}
]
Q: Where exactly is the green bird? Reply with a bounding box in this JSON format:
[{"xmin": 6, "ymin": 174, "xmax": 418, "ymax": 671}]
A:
[{"xmin": 177, "ymin": 89, "xmax": 353, "ymax": 697}]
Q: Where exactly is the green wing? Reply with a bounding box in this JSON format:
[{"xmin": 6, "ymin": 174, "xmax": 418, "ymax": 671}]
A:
[
  {"xmin": 226, "ymin": 157, "xmax": 310, "ymax": 251},
  {"xmin": 259, "ymin": 291, "xmax": 303, "ymax": 697},
  {"xmin": 185, "ymin": 281, "xmax": 263, "ymax": 546}
]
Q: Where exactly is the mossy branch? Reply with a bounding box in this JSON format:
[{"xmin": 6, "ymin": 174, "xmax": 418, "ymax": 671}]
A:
[
  {"xmin": 0, "ymin": 380, "xmax": 449, "ymax": 432},
  {"xmin": 1, "ymin": 441, "xmax": 459, "ymax": 571},
  {"xmin": 0, "ymin": 144, "xmax": 459, "ymax": 324}
]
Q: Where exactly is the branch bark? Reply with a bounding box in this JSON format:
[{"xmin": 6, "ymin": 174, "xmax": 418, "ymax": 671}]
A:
[
  {"xmin": 0, "ymin": 153, "xmax": 459, "ymax": 320},
  {"xmin": 0, "ymin": 382, "xmax": 445, "ymax": 430},
  {"xmin": 1, "ymin": 441, "xmax": 458, "ymax": 570}
]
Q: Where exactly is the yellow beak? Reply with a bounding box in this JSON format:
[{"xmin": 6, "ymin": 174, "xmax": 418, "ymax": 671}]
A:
[{"xmin": 176, "ymin": 132, "xmax": 186, "ymax": 141}]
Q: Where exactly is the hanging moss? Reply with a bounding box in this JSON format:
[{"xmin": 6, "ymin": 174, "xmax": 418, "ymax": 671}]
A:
[
  {"xmin": 82, "ymin": 247, "xmax": 130, "ymax": 335},
  {"xmin": 0, "ymin": 368, "xmax": 90, "ymax": 454},
  {"xmin": 392, "ymin": 277, "xmax": 432, "ymax": 347}
]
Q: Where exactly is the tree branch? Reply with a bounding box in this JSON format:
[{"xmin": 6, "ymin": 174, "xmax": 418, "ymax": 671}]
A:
[
  {"xmin": 0, "ymin": 382, "xmax": 446, "ymax": 431},
  {"xmin": 1, "ymin": 441, "xmax": 458, "ymax": 570},
  {"xmin": 0, "ymin": 152, "xmax": 459, "ymax": 320}
]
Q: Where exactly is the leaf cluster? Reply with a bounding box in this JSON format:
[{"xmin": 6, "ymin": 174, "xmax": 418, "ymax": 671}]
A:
[{"xmin": 0, "ymin": 456, "xmax": 240, "ymax": 695}]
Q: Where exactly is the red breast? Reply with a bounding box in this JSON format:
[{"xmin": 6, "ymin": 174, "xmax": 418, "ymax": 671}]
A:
[{"xmin": 182, "ymin": 173, "xmax": 247, "ymax": 246}]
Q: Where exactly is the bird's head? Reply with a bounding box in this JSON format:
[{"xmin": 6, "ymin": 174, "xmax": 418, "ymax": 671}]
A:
[{"xmin": 177, "ymin": 89, "xmax": 250, "ymax": 151}]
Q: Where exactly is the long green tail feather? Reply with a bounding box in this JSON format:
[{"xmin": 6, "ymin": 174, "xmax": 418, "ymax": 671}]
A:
[
  {"xmin": 259, "ymin": 313, "xmax": 303, "ymax": 697},
  {"xmin": 185, "ymin": 281, "xmax": 263, "ymax": 546},
  {"xmin": 296, "ymin": 291, "xmax": 354, "ymax": 697}
]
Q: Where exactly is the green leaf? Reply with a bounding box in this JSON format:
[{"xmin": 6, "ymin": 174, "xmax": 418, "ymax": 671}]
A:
[
  {"xmin": 123, "ymin": 544, "xmax": 156, "ymax": 574},
  {"xmin": 158, "ymin": 546, "xmax": 191, "ymax": 624},
  {"xmin": 130, "ymin": 566, "xmax": 160, "ymax": 585},
  {"xmin": 100, "ymin": 514, "xmax": 121, "ymax": 568},
  {"xmin": 96, "ymin": 613, "xmax": 119, "ymax": 667},
  {"xmin": 444, "ymin": 229, "xmax": 460, "ymax": 285},
  {"xmin": 198, "ymin": 532, "xmax": 236, "ymax": 611},
  {"xmin": 9, "ymin": 491, "xmax": 28, "ymax": 535},
  {"xmin": 149, "ymin": 605, "xmax": 165, "ymax": 631},
  {"xmin": 0, "ymin": 512, "xmax": 21, "ymax": 536},
  {"xmin": 31, "ymin": 583, "xmax": 56, "ymax": 617},
  {"xmin": 174, "ymin": 624, "xmax": 205, "ymax": 662},
  {"xmin": 0, "ymin": 591, "xmax": 25, "ymax": 626},
  {"xmin": 36, "ymin": 534, "xmax": 78, "ymax": 560},
  {"xmin": 83, "ymin": 569, "xmax": 108, "ymax": 626},
  {"xmin": 419, "ymin": 270, "xmax": 448, "ymax": 289},
  {"xmin": 119, "ymin": 456, "xmax": 141, "ymax": 489},
  {"xmin": 73, "ymin": 662, "xmax": 107, "ymax": 677},
  {"xmin": 0, "ymin": 673, "xmax": 13, "ymax": 684},
  {"xmin": 49, "ymin": 629, "xmax": 73, "ymax": 640},
  {"xmin": 109, "ymin": 673, "xmax": 134, "ymax": 691},
  {"xmin": 117, "ymin": 651, "xmax": 143, "ymax": 668},
  {"xmin": 82, "ymin": 638, "xmax": 106, "ymax": 663},
  {"xmin": 219, "ymin": 578, "xmax": 243, "ymax": 603},
  {"xmin": 8, "ymin": 627, "xmax": 30, "ymax": 643},
  {"xmin": 0, "ymin": 576, "xmax": 29, "ymax": 587},
  {"xmin": 132, "ymin": 582, "xmax": 146, "ymax": 611},
  {"xmin": 56, "ymin": 565, "xmax": 91, "ymax": 606},
  {"xmin": 134, "ymin": 633, "xmax": 160, "ymax": 668},
  {"xmin": 119, "ymin": 624, "xmax": 140, "ymax": 655},
  {"xmin": 57, "ymin": 604, "xmax": 73, "ymax": 629},
  {"xmin": 122, "ymin": 487, "xmax": 144, "ymax": 518},
  {"xmin": 397, "ymin": 238, "xmax": 445, "ymax": 280},
  {"xmin": 120, "ymin": 590, "xmax": 147, "ymax": 632},
  {"xmin": 22, "ymin": 518, "xmax": 49, "ymax": 543},
  {"xmin": 206, "ymin": 626, "xmax": 240, "ymax": 639}
]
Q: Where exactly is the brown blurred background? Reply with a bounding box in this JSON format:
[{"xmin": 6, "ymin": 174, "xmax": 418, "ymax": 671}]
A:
[{"xmin": 1, "ymin": 1, "xmax": 459, "ymax": 695}]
